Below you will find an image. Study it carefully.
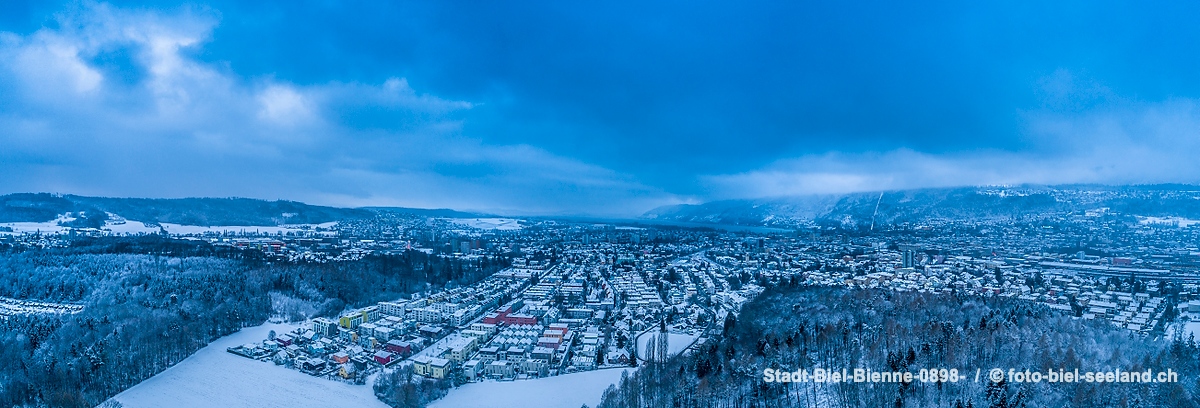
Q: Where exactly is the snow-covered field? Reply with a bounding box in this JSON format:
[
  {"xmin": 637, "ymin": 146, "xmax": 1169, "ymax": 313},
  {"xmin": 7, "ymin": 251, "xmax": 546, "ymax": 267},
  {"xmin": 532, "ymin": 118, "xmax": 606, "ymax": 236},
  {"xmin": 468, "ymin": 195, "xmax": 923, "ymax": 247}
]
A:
[
  {"xmin": 635, "ymin": 332, "xmax": 699, "ymax": 360},
  {"xmin": 109, "ymin": 323, "xmax": 625, "ymax": 408},
  {"xmin": 1170, "ymin": 321, "xmax": 1200, "ymax": 339},
  {"xmin": 111, "ymin": 323, "xmax": 387, "ymax": 408},
  {"xmin": 103, "ymin": 220, "xmax": 162, "ymax": 234},
  {"xmin": 1184, "ymin": 322, "xmax": 1200, "ymax": 338},
  {"xmin": 445, "ymin": 218, "xmax": 523, "ymax": 230},
  {"xmin": 1137, "ymin": 216, "xmax": 1200, "ymax": 228},
  {"xmin": 0, "ymin": 220, "xmax": 71, "ymax": 234},
  {"xmin": 430, "ymin": 368, "xmax": 630, "ymax": 408},
  {"xmin": 0, "ymin": 213, "xmax": 160, "ymax": 234}
]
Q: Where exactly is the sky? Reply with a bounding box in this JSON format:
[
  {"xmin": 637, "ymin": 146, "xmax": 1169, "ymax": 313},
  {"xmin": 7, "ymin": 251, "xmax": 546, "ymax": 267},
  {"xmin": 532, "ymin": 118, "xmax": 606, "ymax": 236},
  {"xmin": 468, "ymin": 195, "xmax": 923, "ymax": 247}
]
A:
[{"xmin": 2, "ymin": 1, "xmax": 1200, "ymax": 216}]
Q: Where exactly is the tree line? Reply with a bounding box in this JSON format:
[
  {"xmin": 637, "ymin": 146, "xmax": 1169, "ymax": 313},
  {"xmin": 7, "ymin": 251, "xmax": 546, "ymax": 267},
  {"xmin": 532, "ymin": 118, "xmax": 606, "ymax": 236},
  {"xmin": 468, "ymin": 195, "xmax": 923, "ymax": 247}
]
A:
[
  {"xmin": 597, "ymin": 285, "xmax": 1200, "ymax": 408},
  {"xmin": 0, "ymin": 236, "xmax": 508, "ymax": 408}
]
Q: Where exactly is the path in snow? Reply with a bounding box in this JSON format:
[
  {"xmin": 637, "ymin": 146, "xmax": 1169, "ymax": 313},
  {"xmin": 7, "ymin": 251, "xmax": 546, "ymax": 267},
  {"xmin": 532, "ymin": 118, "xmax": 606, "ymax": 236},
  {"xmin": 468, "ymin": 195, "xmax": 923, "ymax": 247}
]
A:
[{"xmin": 635, "ymin": 331, "xmax": 699, "ymax": 361}]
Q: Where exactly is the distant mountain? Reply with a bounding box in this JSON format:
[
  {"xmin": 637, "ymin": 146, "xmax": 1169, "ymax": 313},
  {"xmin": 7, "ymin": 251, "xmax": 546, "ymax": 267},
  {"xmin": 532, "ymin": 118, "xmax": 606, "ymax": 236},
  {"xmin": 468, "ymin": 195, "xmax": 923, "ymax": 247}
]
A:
[
  {"xmin": 0, "ymin": 194, "xmax": 79, "ymax": 224},
  {"xmin": 641, "ymin": 195, "xmax": 841, "ymax": 227},
  {"xmin": 0, "ymin": 194, "xmax": 374, "ymax": 227},
  {"xmin": 365, "ymin": 207, "xmax": 492, "ymax": 219},
  {"xmin": 641, "ymin": 184, "xmax": 1200, "ymax": 229},
  {"xmin": 8, "ymin": 185, "xmax": 1200, "ymax": 230}
]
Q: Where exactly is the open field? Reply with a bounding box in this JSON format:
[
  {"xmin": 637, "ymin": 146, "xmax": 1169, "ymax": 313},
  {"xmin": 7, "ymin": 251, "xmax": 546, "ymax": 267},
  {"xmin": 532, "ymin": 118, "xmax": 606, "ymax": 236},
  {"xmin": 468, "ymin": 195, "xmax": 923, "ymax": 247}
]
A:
[
  {"xmin": 430, "ymin": 368, "xmax": 630, "ymax": 408},
  {"xmin": 112, "ymin": 323, "xmax": 387, "ymax": 408}
]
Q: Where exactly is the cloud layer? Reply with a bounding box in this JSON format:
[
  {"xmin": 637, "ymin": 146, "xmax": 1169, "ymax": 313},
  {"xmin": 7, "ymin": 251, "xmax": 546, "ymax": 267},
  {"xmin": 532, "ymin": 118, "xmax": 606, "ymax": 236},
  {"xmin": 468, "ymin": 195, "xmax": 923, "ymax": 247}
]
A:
[
  {"xmin": 3, "ymin": 2, "xmax": 1200, "ymax": 215},
  {"xmin": 705, "ymin": 72, "xmax": 1200, "ymax": 198},
  {"xmin": 0, "ymin": 3, "xmax": 674, "ymax": 216}
]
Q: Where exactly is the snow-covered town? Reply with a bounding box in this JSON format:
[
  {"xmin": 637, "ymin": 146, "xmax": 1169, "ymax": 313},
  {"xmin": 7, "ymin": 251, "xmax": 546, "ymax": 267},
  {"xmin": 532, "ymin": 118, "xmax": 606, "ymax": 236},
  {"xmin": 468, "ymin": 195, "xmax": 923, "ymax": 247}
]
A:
[
  {"xmin": 7, "ymin": 191, "xmax": 1200, "ymax": 407},
  {"xmin": 7, "ymin": 0, "xmax": 1200, "ymax": 406},
  {"xmin": 228, "ymin": 247, "xmax": 761, "ymax": 386},
  {"xmin": 118, "ymin": 200, "xmax": 1196, "ymax": 406}
]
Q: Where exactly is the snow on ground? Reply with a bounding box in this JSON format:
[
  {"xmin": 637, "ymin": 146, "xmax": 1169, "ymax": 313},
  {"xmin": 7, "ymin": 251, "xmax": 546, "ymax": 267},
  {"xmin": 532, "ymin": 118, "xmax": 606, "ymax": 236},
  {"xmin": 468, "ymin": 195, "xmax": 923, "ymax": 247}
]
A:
[
  {"xmin": 0, "ymin": 220, "xmax": 70, "ymax": 234},
  {"xmin": 412, "ymin": 333, "xmax": 467, "ymax": 360},
  {"xmin": 0, "ymin": 213, "xmax": 157, "ymax": 234},
  {"xmin": 0, "ymin": 296, "xmax": 83, "ymax": 317},
  {"xmin": 103, "ymin": 220, "xmax": 161, "ymax": 234},
  {"xmin": 430, "ymin": 368, "xmax": 630, "ymax": 408},
  {"xmin": 112, "ymin": 322, "xmax": 387, "ymax": 408},
  {"xmin": 635, "ymin": 332, "xmax": 699, "ymax": 359},
  {"xmin": 445, "ymin": 218, "xmax": 523, "ymax": 230},
  {"xmin": 1137, "ymin": 216, "xmax": 1200, "ymax": 228},
  {"xmin": 1184, "ymin": 322, "xmax": 1200, "ymax": 338},
  {"xmin": 1170, "ymin": 321, "xmax": 1200, "ymax": 339}
]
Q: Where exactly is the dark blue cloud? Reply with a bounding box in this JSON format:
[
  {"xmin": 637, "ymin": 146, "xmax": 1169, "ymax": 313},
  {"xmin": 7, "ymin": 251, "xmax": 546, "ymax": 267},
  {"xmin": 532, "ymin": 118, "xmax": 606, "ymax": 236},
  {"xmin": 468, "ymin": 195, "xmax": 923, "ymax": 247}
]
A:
[
  {"xmin": 185, "ymin": 1, "xmax": 1200, "ymax": 184},
  {"xmin": 3, "ymin": 1, "xmax": 1200, "ymax": 213}
]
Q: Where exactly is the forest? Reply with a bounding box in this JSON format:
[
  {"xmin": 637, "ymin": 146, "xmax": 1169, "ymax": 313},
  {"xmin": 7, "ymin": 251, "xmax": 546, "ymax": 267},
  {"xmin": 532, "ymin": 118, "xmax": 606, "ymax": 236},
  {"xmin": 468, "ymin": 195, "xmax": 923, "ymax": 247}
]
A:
[
  {"xmin": 0, "ymin": 236, "xmax": 506, "ymax": 408},
  {"xmin": 597, "ymin": 285, "xmax": 1200, "ymax": 408},
  {"xmin": 0, "ymin": 193, "xmax": 374, "ymax": 226},
  {"xmin": 373, "ymin": 364, "xmax": 454, "ymax": 408}
]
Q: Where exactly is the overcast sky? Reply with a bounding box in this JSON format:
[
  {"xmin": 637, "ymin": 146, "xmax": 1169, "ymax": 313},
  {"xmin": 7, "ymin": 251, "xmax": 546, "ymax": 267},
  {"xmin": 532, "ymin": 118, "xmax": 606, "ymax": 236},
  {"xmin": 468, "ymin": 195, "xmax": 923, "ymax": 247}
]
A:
[{"xmin": 3, "ymin": 1, "xmax": 1200, "ymax": 216}]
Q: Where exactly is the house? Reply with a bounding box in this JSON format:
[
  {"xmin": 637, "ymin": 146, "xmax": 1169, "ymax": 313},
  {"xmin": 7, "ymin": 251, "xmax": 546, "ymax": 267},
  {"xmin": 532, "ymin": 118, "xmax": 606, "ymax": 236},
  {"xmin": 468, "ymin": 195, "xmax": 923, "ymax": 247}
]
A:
[
  {"xmin": 503, "ymin": 313, "xmax": 538, "ymax": 326},
  {"xmin": 373, "ymin": 351, "xmax": 395, "ymax": 366},
  {"xmin": 384, "ymin": 339, "xmax": 412, "ymax": 356},
  {"xmin": 375, "ymin": 326, "xmax": 396, "ymax": 341},
  {"xmin": 518, "ymin": 358, "xmax": 549, "ymax": 377},
  {"xmin": 486, "ymin": 360, "xmax": 515, "ymax": 379},
  {"xmin": 330, "ymin": 351, "xmax": 350, "ymax": 364},
  {"xmin": 359, "ymin": 323, "xmax": 379, "ymax": 339},
  {"xmin": 283, "ymin": 344, "xmax": 302, "ymax": 357},
  {"xmin": 573, "ymin": 346, "xmax": 597, "ymax": 369},
  {"xmin": 531, "ymin": 346, "xmax": 554, "ymax": 362},
  {"xmin": 461, "ymin": 329, "xmax": 490, "ymax": 343},
  {"xmin": 301, "ymin": 358, "xmax": 327, "ymax": 372},
  {"xmin": 537, "ymin": 336, "xmax": 562, "ymax": 349},
  {"xmin": 299, "ymin": 329, "xmax": 319, "ymax": 343},
  {"xmin": 338, "ymin": 306, "xmax": 380, "ymax": 329},
  {"xmin": 469, "ymin": 322, "xmax": 498, "ymax": 336},
  {"xmin": 417, "ymin": 306, "xmax": 446, "ymax": 323},
  {"xmin": 446, "ymin": 336, "xmax": 479, "ymax": 363},
  {"xmin": 481, "ymin": 312, "xmax": 502, "ymax": 325},
  {"xmin": 429, "ymin": 357, "xmax": 452, "ymax": 379},
  {"xmin": 547, "ymin": 322, "xmax": 570, "ymax": 335},
  {"xmin": 419, "ymin": 326, "xmax": 443, "ymax": 339},
  {"xmin": 506, "ymin": 346, "xmax": 526, "ymax": 360},
  {"xmin": 272, "ymin": 351, "xmax": 289, "ymax": 365},
  {"xmin": 478, "ymin": 346, "xmax": 499, "ymax": 363},
  {"xmin": 413, "ymin": 356, "xmax": 433, "ymax": 376},
  {"xmin": 308, "ymin": 338, "xmax": 334, "ymax": 355},
  {"xmin": 565, "ymin": 308, "xmax": 593, "ymax": 319},
  {"xmin": 542, "ymin": 329, "xmax": 564, "ymax": 340},
  {"xmin": 449, "ymin": 309, "xmax": 472, "ymax": 326},
  {"xmin": 462, "ymin": 359, "xmax": 483, "ymax": 380},
  {"xmin": 339, "ymin": 363, "xmax": 357, "ymax": 379},
  {"xmin": 607, "ymin": 350, "xmax": 630, "ymax": 365},
  {"xmin": 351, "ymin": 356, "xmax": 370, "ymax": 371},
  {"xmin": 379, "ymin": 300, "xmax": 410, "ymax": 317}
]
